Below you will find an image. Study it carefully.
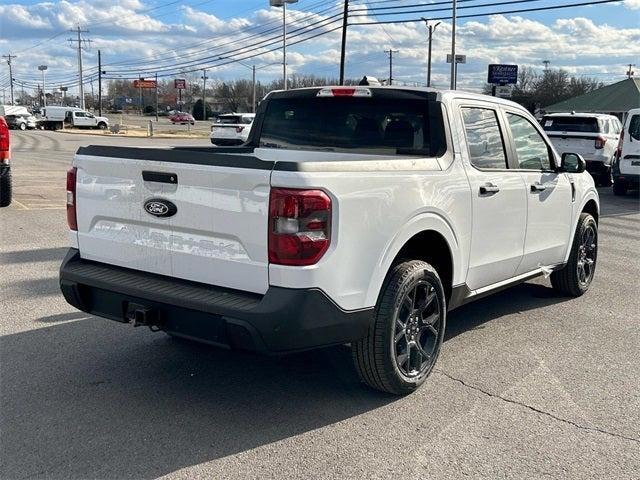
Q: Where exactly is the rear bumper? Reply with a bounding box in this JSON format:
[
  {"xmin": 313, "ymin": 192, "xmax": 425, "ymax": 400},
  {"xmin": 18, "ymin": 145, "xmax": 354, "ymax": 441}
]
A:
[
  {"xmin": 210, "ymin": 138, "xmax": 244, "ymax": 146},
  {"xmin": 59, "ymin": 249, "xmax": 372, "ymax": 353},
  {"xmin": 586, "ymin": 160, "xmax": 611, "ymax": 176}
]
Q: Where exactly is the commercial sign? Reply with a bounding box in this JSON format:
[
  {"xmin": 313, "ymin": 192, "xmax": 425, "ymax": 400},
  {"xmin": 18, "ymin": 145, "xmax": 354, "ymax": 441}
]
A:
[
  {"xmin": 174, "ymin": 79, "xmax": 186, "ymax": 90},
  {"xmin": 133, "ymin": 79, "xmax": 157, "ymax": 89},
  {"xmin": 446, "ymin": 54, "xmax": 467, "ymax": 64},
  {"xmin": 488, "ymin": 64, "xmax": 518, "ymax": 85},
  {"xmin": 494, "ymin": 85, "xmax": 514, "ymax": 99}
]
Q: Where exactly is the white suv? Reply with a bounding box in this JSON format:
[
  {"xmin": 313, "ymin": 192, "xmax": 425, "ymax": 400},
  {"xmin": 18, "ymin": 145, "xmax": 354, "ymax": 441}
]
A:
[
  {"xmin": 542, "ymin": 112, "xmax": 621, "ymax": 185},
  {"xmin": 210, "ymin": 113, "xmax": 255, "ymax": 146},
  {"xmin": 60, "ymin": 87, "xmax": 599, "ymax": 395}
]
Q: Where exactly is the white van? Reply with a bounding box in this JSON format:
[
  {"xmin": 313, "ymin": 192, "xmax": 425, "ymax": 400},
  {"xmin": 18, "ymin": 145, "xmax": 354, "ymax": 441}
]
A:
[
  {"xmin": 42, "ymin": 107, "xmax": 109, "ymax": 130},
  {"xmin": 612, "ymin": 108, "xmax": 640, "ymax": 195},
  {"xmin": 0, "ymin": 105, "xmax": 30, "ymax": 117}
]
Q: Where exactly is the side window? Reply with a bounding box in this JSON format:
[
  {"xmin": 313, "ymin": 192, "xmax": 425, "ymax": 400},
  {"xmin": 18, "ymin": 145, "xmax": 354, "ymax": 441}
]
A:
[
  {"xmin": 629, "ymin": 115, "xmax": 640, "ymax": 141},
  {"xmin": 601, "ymin": 120, "xmax": 610, "ymax": 134},
  {"xmin": 461, "ymin": 108, "xmax": 508, "ymax": 169},
  {"xmin": 507, "ymin": 113, "xmax": 552, "ymax": 171},
  {"xmin": 75, "ymin": 112, "xmax": 85, "ymax": 118}
]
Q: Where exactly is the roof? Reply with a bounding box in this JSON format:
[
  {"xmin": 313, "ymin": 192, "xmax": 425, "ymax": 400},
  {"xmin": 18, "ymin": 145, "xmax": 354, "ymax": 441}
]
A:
[{"xmin": 546, "ymin": 78, "xmax": 640, "ymax": 113}]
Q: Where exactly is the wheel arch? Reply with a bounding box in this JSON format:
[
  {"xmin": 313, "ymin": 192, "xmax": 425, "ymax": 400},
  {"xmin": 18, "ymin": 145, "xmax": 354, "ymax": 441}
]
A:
[{"xmin": 366, "ymin": 213, "xmax": 462, "ymax": 307}]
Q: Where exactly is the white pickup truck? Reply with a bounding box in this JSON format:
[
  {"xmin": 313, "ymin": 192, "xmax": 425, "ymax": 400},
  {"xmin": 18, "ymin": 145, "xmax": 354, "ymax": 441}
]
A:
[{"xmin": 60, "ymin": 86, "xmax": 599, "ymax": 395}]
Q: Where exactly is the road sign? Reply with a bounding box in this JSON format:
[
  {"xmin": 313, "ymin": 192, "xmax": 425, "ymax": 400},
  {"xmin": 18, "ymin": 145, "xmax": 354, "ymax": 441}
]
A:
[
  {"xmin": 446, "ymin": 54, "xmax": 466, "ymax": 64},
  {"xmin": 488, "ymin": 64, "xmax": 518, "ymax": 85},
  {"xmin": 133, "ymin": 79, "xmax": 157, "ymax": 89},
  {"xmin": 174, "ymin": 79, "xmax": 186, "ymax": 90},
  {"xmin": 494, "ymin": 85, "xmax": 514, "ymax": 98}
]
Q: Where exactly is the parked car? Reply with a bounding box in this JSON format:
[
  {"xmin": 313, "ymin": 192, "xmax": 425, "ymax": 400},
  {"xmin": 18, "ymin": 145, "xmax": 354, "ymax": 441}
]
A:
[
  {"xmin": 40, "ymin": 106, "xmax": 109, "ymax": 130},
  {"xmin": 59, "ymin": 86, "xmax": 599, "ymax": 395},
  {"xmin": 612, "ymin": 108, "xmax": 640, "ymax": 195},
  {"xmin": 0, "ymin": 116, "xmax": 11, "ymax": 207},
  {"xmin": 210, "ymin": 113, "xmax": 255, "ymax": 146},
  {"xmin": 5, "ymin": 114, "xmax": 37, "ymax": 130},
  {"xmin": 541, "ymin": 112, "xmax": 622, "ymax": 186},
  {"xmin": 168, "ymin": 112, "xmax": 195, "ymax": 125}
]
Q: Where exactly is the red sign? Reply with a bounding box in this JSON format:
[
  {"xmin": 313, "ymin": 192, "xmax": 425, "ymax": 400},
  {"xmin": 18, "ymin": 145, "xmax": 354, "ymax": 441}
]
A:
[
  {"xmin": 174, "ymin": 79, "xmax": 186, "ymax": 90},
  {"xmin": 133, "ymin": 79, "xmax": 157, "ymax": 89}
]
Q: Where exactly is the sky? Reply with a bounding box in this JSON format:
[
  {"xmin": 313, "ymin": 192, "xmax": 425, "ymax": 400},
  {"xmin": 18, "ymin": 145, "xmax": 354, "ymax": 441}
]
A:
[{"xmin": 0, "ymin": 0, "xmax": 639, "ymax": 99}]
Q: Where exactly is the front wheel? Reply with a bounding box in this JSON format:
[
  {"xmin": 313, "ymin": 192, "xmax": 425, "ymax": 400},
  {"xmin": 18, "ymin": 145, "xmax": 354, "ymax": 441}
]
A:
[
  {"xmin": 352, "ymin": 260, "xmax": 446, "ymax": 395},
  {"xmin": 551, "ymin": 212, "xmax": 598, "ymax": 297},
  {"xmin": 613, "ymin": 181, "xmax": 627, "ymax": 196},
  {"xmin": 97, "ymin": 122, "xmax": 107, "ymax": 130},
  {"xmin": 19, "ymin": 123, "xmax": 26, "ymax": 131}
]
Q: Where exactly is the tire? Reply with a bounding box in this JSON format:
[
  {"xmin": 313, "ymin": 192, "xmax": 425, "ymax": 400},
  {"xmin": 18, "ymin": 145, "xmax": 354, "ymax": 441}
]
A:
[
  {"xmin": 550, "ymin": 212, "xmax": 598, "ymax": 297},
  {"xmin": 19, "ymin": 122, "xmax": 26, "ymax": 131},
  {"xmin": 97, "ymin": 122, "xmax": 107, "ymax": 130},
  {"xmin": 0, "ymin": 170, "xmax": 12, "ymax": 208},
  {"xmin": 599, "ymin": 170, "xmax": 612, "ymax": 187},
  {"xmin": 352, "ymin": 260, "xmax": 446, "ymax": 395},
  {"xmin": 613, "ymin": 181, "xmax": 627, "ymax": 196}
]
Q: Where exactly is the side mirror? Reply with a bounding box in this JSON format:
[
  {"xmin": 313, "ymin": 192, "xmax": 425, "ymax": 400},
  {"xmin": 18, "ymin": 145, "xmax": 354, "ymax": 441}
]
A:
[{"xmin": 560, "ymin": 152, "xmax": 586, "ymax": 173}]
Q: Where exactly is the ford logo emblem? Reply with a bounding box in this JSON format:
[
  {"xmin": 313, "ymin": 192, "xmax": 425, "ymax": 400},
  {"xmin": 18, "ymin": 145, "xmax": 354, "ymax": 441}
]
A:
[{"xmin": 144, "ymin": 199, "xmax": 177, "ymax": 218}]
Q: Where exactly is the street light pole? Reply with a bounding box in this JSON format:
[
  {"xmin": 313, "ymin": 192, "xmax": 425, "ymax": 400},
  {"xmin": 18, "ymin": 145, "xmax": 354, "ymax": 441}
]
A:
[
  {"xmin": 201, "ymin": 68, "xmax": 208, "ymax": 120},
  {"xmin": 422, "ymin": 19, "xmax": 440, "ymax": 87},
  {"xmin": 450, "ymin": 0, "xmax": 457, "ymax": 89},
  {"xmin": 252, "ymin": 65, "xmax": 257, "ymax": 113},
  {"xmin": 38, "ymin": 65, "xmax": 48, "ymax": 107},
  {"xmin": 270, "ymin": 0, "xmax": 298, "ymax": 91}
]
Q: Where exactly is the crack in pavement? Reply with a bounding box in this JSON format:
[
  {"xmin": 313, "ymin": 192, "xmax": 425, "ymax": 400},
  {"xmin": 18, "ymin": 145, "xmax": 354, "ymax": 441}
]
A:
[{"xmin": 435, "ymin": 369, "xmax": 640, "ymax": 445}]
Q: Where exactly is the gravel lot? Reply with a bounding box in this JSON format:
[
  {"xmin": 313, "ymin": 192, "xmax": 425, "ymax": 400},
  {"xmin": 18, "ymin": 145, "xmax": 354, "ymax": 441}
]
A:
[{"xmin": 1, "ymin": 130, "xmax": 639, "ymax": 480}]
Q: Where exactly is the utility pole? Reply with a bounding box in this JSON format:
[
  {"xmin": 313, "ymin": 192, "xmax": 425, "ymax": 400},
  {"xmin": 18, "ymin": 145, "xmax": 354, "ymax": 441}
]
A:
[
  {"xmin": 252, "ymin": 65, "xmax": 257, "ymax": 113},
  {"xmin": 627, "ymin": 64, "xmax": 636, "ymax": 79},
  {"xmin": 68, "ymin": 26, "xmax": 90, "ymax": 109},
  {"xmin": 339, "ymin": 0, "xmax": 349, "ymax": 85},
  {"xmin": 201, "ymin": 68, "xmax": 208, "ymax": 120},
  {"xmin": 543, "ymin": 60, "xmax": 551, "ymax": 71},
  {"xmin": 385, "ymin": 50, "xmax": 399, "ymax": 85},
  {"xmin": 2, "ymin": 54, "xmax": 16, "ymax": 105},
  {"xmin": 155, "ymin": 72, "xmax": 159, "ymax": 122},
  {"xmin": 98, "ymin": 50, "xmax": 102, "ymax": 116},
  {"xmin": 422, "ymin": 19, "xmax": 440, "ymax": 88},
  {"xmin": 138, "ymin": 74, "xmax": 143, "ymax": 115},
  {"xmin": 450, "ymin": 0, "xmax": 457, "ymax": 89}
]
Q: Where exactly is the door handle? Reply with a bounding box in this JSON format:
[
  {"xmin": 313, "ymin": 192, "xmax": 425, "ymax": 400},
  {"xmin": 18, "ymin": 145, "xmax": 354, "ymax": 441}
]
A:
[
  {"xmin": 479, "ymin": 183, "xmax": 500, "ymax": 195},
  {"xmin": 142, "ymin": 171, "xmax": 178, "ymax": 184},
  {"xmin": 530, "ymin": 182, "xmax": 547, "ymax": 192}
]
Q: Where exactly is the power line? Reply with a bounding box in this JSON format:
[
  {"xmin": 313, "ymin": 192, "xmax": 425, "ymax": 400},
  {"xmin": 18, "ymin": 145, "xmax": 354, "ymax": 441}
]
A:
[{"xmin": 350, "ymin": 0, "xmax": 624, "ymax": 24}]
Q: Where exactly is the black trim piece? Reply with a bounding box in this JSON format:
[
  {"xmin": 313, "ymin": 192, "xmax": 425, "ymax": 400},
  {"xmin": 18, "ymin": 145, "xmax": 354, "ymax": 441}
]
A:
[
  {"xmin": 76, "ymin": 145, "xmax": 274, "ymax": 170},
  {"xmin": 142, "ymin": 171, "xmax": 178, "ymax": 184},
  {"xmin": 545, "ymin": 133, "xmax": 599, "ymax": 140},
  {"xmin": 623, "ymin": 154, "xmax": 640, "ymax": 160},
  {"xmin": 59, "ymin": 249, "xmax": 373, "ymax": 353}
]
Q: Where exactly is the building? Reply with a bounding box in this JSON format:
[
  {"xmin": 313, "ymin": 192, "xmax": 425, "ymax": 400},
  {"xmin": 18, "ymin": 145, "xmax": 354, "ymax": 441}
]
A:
[{"xmin": 546, "ymin": 78, "xmax": 640, "ymax": 120}]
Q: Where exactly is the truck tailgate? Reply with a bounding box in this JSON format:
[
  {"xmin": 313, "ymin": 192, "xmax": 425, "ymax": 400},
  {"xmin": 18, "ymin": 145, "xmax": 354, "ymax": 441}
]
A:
[{"xmin": 73, "ymin": 145, "xmax": 272, "ymax": 294}]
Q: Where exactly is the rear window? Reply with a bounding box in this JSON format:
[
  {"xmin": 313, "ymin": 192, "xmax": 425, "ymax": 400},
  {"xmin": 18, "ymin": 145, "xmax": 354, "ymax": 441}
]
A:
[
  {"xmin": 542, "ymin": 116, "xmax": 599, "ymax": 133},
  {"xmin": 629, "ymin": 115, "xmax": 640, "ymax": 141},
  {"xmin": 216, "ymin": 116, "xmax": 243, "ymax": 124},
  {"xmin": 259, "ymin": 96, "xmax": 446, "ymax": 156}
]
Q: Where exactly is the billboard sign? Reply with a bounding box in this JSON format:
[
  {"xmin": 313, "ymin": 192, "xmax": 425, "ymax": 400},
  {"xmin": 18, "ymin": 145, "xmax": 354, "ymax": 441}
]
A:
[
  {"xmin": 133, "ymin": 79, "xmax": 157, "ymax": 89},
  {"xmin": 174, "ymin": 79, "xmax": 186, "ymax": 90},
  {"xmin": 488, "ymin": 64, "xmax": 518, "ymax": 85}
]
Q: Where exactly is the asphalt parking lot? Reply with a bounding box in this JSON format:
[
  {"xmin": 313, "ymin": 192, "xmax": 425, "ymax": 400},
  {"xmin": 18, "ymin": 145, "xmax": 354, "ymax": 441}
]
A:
[{"xmin": 1, "ymin": 130, "xmax": 639, "ymax": 479}]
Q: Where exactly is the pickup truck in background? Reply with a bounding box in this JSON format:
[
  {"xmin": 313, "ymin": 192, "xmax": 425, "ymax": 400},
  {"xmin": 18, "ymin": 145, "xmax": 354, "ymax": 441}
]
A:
[
  {"xmin": 0, "ymin": 115, "xmax": 11, "ymax": 207},
  {"xmin": 41, "ymin": 106, "xmax": 109, "ymax": 131},
  {"xmin": 59, "ymin": 87, "xmax": 600, "ymax": 395}
]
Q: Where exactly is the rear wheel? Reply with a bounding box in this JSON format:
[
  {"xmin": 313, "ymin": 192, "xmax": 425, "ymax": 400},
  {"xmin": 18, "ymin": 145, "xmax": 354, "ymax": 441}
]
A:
[
  {"xmin": 613, "ymin": 181, "xmax": 627, "ymax": 196},
  {"xmin": 0, "ymin": 169, "xmax": 12, "ymax": 207},
  {"xmin": 551, "ymin": 212, "xmax": 597, "ymax": 297},
  {"xmin": 352, "ymin": 260, "xmax": 446, "ymax": 395},
  {"xmin": 599, "ymin": 170, "xmax": 612, "ymax": 187}
]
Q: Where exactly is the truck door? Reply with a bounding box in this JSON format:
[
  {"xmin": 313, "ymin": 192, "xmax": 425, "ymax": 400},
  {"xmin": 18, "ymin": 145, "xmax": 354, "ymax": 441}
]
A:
[
  {"xmin": 502, "ymin": 110, "xmax": 572, "ymax": 273},
  {"xmin": 458, "ymin": 105, "xmax": 528, "ymax": 290}
]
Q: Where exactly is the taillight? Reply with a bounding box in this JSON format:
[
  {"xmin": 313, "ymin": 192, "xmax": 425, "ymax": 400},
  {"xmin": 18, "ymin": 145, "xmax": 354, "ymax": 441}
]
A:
[
  {"xmin": 0, "ymin": 117, "xmax": 10, "ymax": 164},
  {"xmin": 268, "ymin": 188, "xmax": 331, "ymax": 266},
  {"xmin": 66, "ymin": 167, "xmax": 77, "ymax": 231},
  {"xmin": 615, "ymin": 130, "xmax": 624, "ymax": 161},
  {"xmin": 316, "ymin": 87, "xmax": 372, "ymax": 98},
  {"xmin": 595, "ymin": 136, "xmax": 607, "ymax": 149},
  {"xmin": 236, "ymin": 126, "xmax": 245, "ymax": 133}
]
